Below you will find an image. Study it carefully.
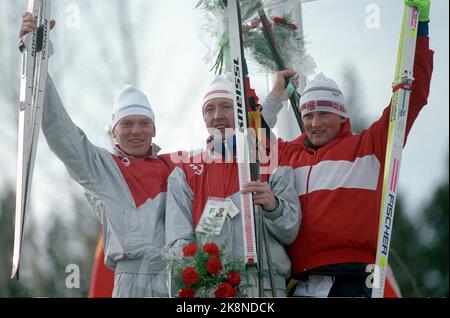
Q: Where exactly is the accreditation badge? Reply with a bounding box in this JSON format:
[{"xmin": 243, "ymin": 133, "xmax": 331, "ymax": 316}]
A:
[{"xmin": 196, "ymin": 197, "xmax": 230, "ymax": 236}]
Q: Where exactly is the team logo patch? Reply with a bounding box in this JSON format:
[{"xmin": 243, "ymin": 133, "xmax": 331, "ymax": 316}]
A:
[
  {"xmin": 190, "ymin": 164, "xmax": 204, "ymax": 176},
  {"xmin": 122, "ymin": 157, "xmax": 131, "ymax": 167}
]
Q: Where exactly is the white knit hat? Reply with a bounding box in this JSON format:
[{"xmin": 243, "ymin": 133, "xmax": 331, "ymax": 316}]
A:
[
  {"xmin": 202, "ymin": 73, "xmax": 235, "ymax": 108},
  {"xmin": 299, "ymin": 73, "xmax": 348, "ymax": 118},
  {"xmin": 111, "ymin": 85, "xmax": 155, "ymax": 130}
]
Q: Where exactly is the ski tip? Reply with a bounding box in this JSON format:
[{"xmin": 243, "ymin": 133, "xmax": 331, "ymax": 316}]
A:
[{"xmin": 11, "ymin": 266, "xmax": 20, "ymax": 280}]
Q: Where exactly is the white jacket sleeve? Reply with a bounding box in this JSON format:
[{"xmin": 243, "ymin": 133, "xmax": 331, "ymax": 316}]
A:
[
  {"xmin": 261, "ymin": 94, "xmax": 283, "ymax": 129},
  {"xmin": 165, "ymin": 167, "xmax": 195, "ymax": 249},
  {"xmin": 263, "ymin": 165, "xmax": 301, "ymax": 246}
]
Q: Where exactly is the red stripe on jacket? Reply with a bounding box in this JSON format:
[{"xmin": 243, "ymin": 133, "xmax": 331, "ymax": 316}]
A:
[{"xmin": 113, "ymin": 153, "xmax": 175, "ymax": 208}]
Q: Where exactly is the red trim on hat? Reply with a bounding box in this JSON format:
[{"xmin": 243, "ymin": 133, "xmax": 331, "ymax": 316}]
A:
[
  {"xmin": 204, "ymin": 89, "xmax": 232, "ymax": 99},
  {"xmin": 300, "ymin": 100, "xmax": 347, "ymax": 114}
]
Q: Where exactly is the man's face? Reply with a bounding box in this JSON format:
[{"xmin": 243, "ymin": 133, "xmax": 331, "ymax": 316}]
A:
[
  {"xmin": 203, "ymin": 98, "xmax": 235, "ymax": 140},
  {"xmin": 112, "ymin": 115, "xmax": 155, "ymax": 158},
  {"xmin": 303, "ymin": 112, "xmax": 346, "ymax": 147}
]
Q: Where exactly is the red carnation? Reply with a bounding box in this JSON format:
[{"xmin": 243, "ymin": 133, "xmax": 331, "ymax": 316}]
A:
[
  {"xmin": 206, "ymin": 256, "xmax": 223, "ymax": 275},
  {"xmin": 203, "ymin": 242, "xmax": 220, "ymax": 256},
  {"xmin": 182, "ymin": 267, "xmax": 199, "ymax": 286},
  {"xmin": 179, "ymin": 287, "xmax": 195, "ymax": 298},
  {"xmin": 226, "ymin": 272, "xmax": 241, "ymax": 287},
  {"xmin": 214, "ymin": 282, "xmax": 237, "ymax": 298},
  {"xmin": 273, "ymin": 17, "xmax": 286, "ymax": 24},
  {"xmin": 183, "ymin": 242, "xmax": 198, "ymax": 257}
]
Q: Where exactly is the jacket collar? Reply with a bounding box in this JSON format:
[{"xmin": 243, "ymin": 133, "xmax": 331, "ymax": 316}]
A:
[{"xmin": 113, "ymin": 144, "xmax": 161, "ymax": 159}]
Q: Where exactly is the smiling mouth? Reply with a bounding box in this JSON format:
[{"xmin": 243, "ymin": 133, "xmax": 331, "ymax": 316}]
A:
[
  {"xmin": 213, "ymin": 124, "xmax": 229, "ymax": 129},
  {"xmin": 129, "ymin": 140, "xmax": 145, "ymax": 145}
]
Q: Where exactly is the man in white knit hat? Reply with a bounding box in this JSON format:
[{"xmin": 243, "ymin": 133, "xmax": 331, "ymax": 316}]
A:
[
  {"xmin": 165, "ymin": 72, "xmax": 302, "ymax": 297},
  {"xmin": 263, "ymin": 0, "xmax": 434, "ymax": 297},
  {"xmin": 41, "ymin": 79, "xmax": 175, "ymax": 298},
  {"xmin": 111, "ymin": 85, "xmax": 157, "ymax": 158},
  {"xmin": 201, "ymin": 73, "xmax": 236, "ymax": 142},
  {"xmin": 22, "ymin": 9, "xmax": 175, "ymax": 298},
  {"xmin": 43, "ymin": 79, "xmax": 175, "ymax": 297},
  {"xmin": 298, "ymin": 73, "xmax": 348, "ymax": 148}
]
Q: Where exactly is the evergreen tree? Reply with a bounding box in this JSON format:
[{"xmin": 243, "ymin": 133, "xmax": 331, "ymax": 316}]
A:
[
  {"xmin": 0, "ymin": 188, "xmax": 98, "ymax": 297},
  {"xmin": 391, "ymin": 155, "xmax": 449, "ymax": 297}
]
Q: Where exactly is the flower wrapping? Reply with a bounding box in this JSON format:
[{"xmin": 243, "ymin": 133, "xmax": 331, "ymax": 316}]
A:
[{"xmin": 196, "ymin": 0, "xmax": 316, "ymax": 77}]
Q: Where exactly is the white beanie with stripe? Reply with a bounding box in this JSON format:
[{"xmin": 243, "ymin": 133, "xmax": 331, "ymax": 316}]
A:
[
  {"xmin": 202, "ymin": 73, "xmax": 235, "ymax": 109},
  {"xmin": 299, "ymin": 73, "xmax": 348, "ymax": 118},
  {"xmin": 111, "ymin": 85, "xmax": 155, "ymax": 130}
]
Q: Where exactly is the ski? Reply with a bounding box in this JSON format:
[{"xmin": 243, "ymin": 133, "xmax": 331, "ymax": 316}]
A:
[
  {"xmin": 227, "ymin": 0, "xmax": 261, "ymax": 297},
  {"xmin": 12, "ymin": 0, "xmax": 51, "ymax": 280},
  {"xmin": 372, "ymin": 4, "xmax": 419, "ymax": 298}
]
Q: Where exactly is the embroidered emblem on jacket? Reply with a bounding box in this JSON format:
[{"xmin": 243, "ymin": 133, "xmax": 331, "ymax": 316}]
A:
[
  {"xmin": 122, "ymin": 157, "xmax": 131, "ymax": 167},
  {"xmin": 190, "ymin": 164, "xmax": 204, "ymax": 176}
]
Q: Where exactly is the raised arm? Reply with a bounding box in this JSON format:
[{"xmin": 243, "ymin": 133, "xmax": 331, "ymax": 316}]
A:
[
  {"xmin": 20, "ymin": 13, "xmax": 107, "ymax": 191},
  {"xmin": 261, "ymin": 70, "xmax": 299, "ymax": 128}
]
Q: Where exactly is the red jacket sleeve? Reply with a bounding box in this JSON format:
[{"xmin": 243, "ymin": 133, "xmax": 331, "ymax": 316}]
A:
[
  {"xmin": 368, "ymin": 36, "xmax": 434, "ymax": 162},
  {"xmin": 404, "ymin": 36, "xmax": 434, "ymax": 143}
]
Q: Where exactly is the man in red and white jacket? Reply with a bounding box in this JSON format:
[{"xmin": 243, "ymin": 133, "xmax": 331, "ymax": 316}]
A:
[
  {"xmin": 263, "ymin": 0, "xmax": 434, "ymax": 297},
  {"xmin": 165, "ymin": 74, "xmax": 301, "ymax": 297}
]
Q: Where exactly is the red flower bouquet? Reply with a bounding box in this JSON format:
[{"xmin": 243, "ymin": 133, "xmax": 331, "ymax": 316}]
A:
[{"xmin": 169, "ymin": 242, "xmax": 246, "ymax": 298}]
